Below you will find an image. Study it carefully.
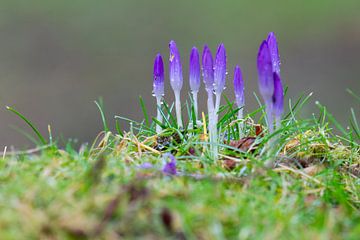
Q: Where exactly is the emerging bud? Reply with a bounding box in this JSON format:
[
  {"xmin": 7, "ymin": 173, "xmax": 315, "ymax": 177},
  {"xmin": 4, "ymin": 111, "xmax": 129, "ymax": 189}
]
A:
[
  {"xmin": 153, "ymin": 53, "xmax": 164, "ymax": 98},
  {"xmin": 189, "ymin": 47, "xmax": 200, "ymax": 93},
  {"xmin": 169, "ymin": 40, "xmax": 183, "ymax": 92},
  {"xmin": 202, "ymin": 45, "xmax": 214, "ymax": 92},
  {"xmin": 267, "ymin": 32, "xmax": 281, "ymax": 75},
  {"xmin": 257, "ymin": 40, "xmax": 274, "ymax": 102},
  {"xmin": 272, "ymin": 72, "xmax": 284, "ymax": 118},
  {"xmin": 214, "ymin": 43, "xmax": 227, "ymax": 95},
  {"xmin": 162, "ymin": 153, "xmax": 177, "ymax": 175},
  {"xmin": 233, "ymin": 65, "xmax": 244, "ymax": 109}
]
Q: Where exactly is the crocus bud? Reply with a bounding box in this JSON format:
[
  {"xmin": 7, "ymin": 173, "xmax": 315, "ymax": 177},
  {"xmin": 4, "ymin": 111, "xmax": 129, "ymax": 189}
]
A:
[
  {"xmin": 202, "ymin": 45, "xmax": 214, "ymax": 92},
  {"xmin": 214, "ymin": 43, "xmax": 227, "ymax": 95},
  {"xmin": 153, "ymin": 53, "xmax": 164, "ymax": 98},
  {"xmin": 267, "ymin": 32, "xmax": 281, "ymax": 75},
  {"xmin": 272, "ymin": 72, "xmax": 284, "ymax": 118},
  {"xmin": 189, "ymin": 47, "xmax": 200, "ymax": 93},
  {"xmin": 162, "ymin": 153, "xmax": 177, "ymax": 175},
  {"xmin": 169, "ymin": 40, "xmax": 183, "ymax": 92},
  {"xmin": 233, "ymin": 65, "xmax": 244, "ymax": 109},
  {"xmin": 257, "ymin": 40, "xmax": 274, "ymax": 102}
]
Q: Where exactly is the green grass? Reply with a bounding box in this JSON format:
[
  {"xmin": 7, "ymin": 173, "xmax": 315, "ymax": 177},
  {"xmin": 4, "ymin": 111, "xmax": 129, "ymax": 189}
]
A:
[{"xmin": 0, "ymin": 93, "xmax": 359, "ymax": 239}]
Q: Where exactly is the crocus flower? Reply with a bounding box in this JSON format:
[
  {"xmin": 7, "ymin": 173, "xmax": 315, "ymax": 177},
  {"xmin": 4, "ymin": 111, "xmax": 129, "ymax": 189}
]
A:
[
  {"xmin": 257, "ymin": 40, "xmax": 275, "ymax": 133},
  {"xmin": 257, "ymin": 40, "xmax": 274, "ymax": 102},
  {"xmin": 233, "ymin": 65, "xmax": 244, "ymax": 120},
  {"xmin": 214, "ymin": 43, "xmax": 227, "ymax": 117},
  {"xmin": 272, "ymin": 72, "xmax": 284, "ymax": 130},
  {"xmin": 189, "ymin": 47, "xmax": 200, "ymax": 122},
  {"xmin": 202, "ymin": 45, "xmax": 218, "ymax": 159},
  {"xmin": 169, "ymin": 40, "xmax": 183, "ymax": 128},
  {"xmin": 267, "ymin": 32, "xmax": 281, "ymax": 75},
  {"xmin": 162, "ymin": 153, "xmax": 177, "ymax": 175},
  {"xmin": 202, "ymin": 45, "xmax": 214, "ymax": 92},
  {"xmin": 153, "ymin": 53, "xmax": 164, "ymax": 133}
]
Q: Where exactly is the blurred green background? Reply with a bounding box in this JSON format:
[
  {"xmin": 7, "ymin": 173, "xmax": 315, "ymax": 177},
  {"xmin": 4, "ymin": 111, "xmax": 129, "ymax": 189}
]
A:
[{"xmin": 0, "ymin": 0, "xmax": 359, "ymax": 148}]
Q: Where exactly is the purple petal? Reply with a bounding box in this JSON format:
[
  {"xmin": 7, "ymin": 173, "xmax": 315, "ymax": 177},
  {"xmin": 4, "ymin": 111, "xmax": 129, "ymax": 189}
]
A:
[
  {"xmin": 202, "ymin": 45, "xmax": 214, "ymax": 91},
  {"xmin": 162, "ymin": 153, "xmax": 177, "ymax": 175},
  {"xmin": 139, "ymin": 162, "xmax": 153, "ymax": 169},
  {"xmin": 189, "ymin": 47, "xmax": 200, "ymax": 93},
  {"xmin": 214, "ymin": 43, "xmax": 227, "ymax": 94},
  {"xmin": 267, "ymin": 32, "xmax": 281, "ymax": 75},
  {"xmin": 272, "ymin": 72, "xmax": 284, "ymax": 117},
  {"xmin": 153, "ymin": 53, "xmax": 164, "ymax": 97},
  {"xmin": 169, "ymin": 40, "xmax": 183, "ymax": 92},
  {"xmin": 257, "ymin": 40, "xmax": 274, "ymax": 102},
  {"xmin": 233, "ymin": 65, "xmax": 244, "ymax": 108}
]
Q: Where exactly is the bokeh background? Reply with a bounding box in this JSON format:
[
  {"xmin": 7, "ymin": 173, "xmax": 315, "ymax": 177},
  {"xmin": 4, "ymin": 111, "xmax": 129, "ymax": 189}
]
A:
[{"xmin": 0, "ymin": 0, "xmax": 359, "ymax": 148}]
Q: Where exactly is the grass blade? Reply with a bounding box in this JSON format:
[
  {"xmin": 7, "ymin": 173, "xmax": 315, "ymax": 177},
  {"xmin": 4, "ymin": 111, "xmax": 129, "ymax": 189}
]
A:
[
  {"xmin": 139, "ymin": 96, "xmax": 150, "ymax": 127},
  {"xmin": 6, "ymin": 106, "xmax": 47, "ymax": 145},
  {"xmin": 94, "ymin": 98, "xmax": 109, "ymax": 132}
]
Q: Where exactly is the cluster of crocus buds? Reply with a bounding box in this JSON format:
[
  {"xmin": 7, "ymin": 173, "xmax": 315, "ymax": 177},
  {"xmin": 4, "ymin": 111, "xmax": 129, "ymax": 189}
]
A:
[
  {"xmin": 152, "ymin": 32, "xmax": 284, "ymax": 143},
  {"xmin": 257, "ymin": 32, "xmax": 284, "ymax": 133}
]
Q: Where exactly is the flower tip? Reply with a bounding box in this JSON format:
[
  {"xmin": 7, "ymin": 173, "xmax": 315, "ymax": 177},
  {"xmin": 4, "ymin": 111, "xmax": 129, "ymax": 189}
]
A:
[
  {"xmin": 266, "ymin": 32, "xmax": 281, "ymax": 75},
  {"xmin": 214, "ymin": 43, "xmax": 227, "ymax": 93},
  {"xmin": 258, "ymin": 40, "xmax": 269, "ymax": 57},
  {"xmin": 267, "ymin": 32, "xmax": 275, "ymax": 40},
  {"xmin": 153, "ymin": 53, "xmax": 164, "ymax": 97},
  {"xmin": 233, "ymin": 65, "xmax": 244, "ymax": 107},
  {"xmin": 189, "ymin": 46, "xmax": 200, "ymax": 92},
  {"xmin": 168, "ymin": 40, "xmax": 183, "ymax": 91},
  {"xmin": 202, "ymin": 44, "xmax": 214, "ymax": 90},
  {"xmin": 169, "ymin": 40, "xmax": 176, "ymax": 48},
  {"xmin": 153, "ymin": 53, "xmax": 164, "ymax": 76},
  {"xmin": 257, "ymin": 40, "xmax": 274, "ymax": 100},
  {"xmin": 217, "ymin": 42, "xmax": 225, "ymax": 51}
]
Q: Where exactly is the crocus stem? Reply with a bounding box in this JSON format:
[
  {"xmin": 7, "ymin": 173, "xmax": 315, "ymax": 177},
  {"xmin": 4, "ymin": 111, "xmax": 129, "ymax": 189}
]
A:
[
  {"xmin": 275, "ymin": 116, "xmax": 281, "ymax": 131},
  {"xmin": 207, "ymin": 90, "xmax": 218, "ymax": 160},
  {"xmin": 237, "ymin": 107, "xmax": 244, "ymax": 138},
  {"xmin": 266, "ymin": 102, "xmax": 274, "ymax": 134},
  {"xmin": 237, "ymin": 107, "xmax": 243, "ymax": 120},
  {"xmin": 174, "ymin": 91, "xmax": 183, "ymax": 128},
  {"xmin": 192, "ymin": 91, "xmax": 198, "ymax": 123},
  {"xmin": 215, "ymin": 93, "xmax": 222, "ymax": 122},
  {"xmin": 156, "ymin": 97, "xmax": 163, "ymax": 134}
]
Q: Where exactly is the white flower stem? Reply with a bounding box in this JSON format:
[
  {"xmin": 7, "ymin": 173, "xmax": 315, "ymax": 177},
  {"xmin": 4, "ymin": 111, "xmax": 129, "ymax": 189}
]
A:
[
  {"xmin": 174, "ymin": 91, "xmax": 183, "ymax": 128},
  {"xmin": 156, "ymin": 97, "xmax": 163, "ymax": 134},
  {"xmin": 237, "ymin": 107, "xmax": 243, "ymax": 120},
  {"xmin": 215, "ymin": 93, "xmax": 222, "ymax": 122},
  {"xmin": 192, "ymin": 91, "xmax": 198, "ymax": 123},
  {"xmin": 237, "ymin": 107, "xmax": 244, "ymax": 138},
  {"xmin": 275, "ymin": 115, "xmax": 281, "ymax": 131},
  {"xmin": 266, "ymin": 102, "xmax": 274, "ymax": 134},
  {"xmin": 207, "ymin": 90, "xmax": 218, "ymax": 161}
]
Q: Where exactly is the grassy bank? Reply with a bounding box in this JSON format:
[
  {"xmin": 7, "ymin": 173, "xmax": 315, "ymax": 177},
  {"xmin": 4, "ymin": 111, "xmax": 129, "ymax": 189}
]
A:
[{"xmin": 0, "ymin": 94, "xmax": 359, "ymax": 239}]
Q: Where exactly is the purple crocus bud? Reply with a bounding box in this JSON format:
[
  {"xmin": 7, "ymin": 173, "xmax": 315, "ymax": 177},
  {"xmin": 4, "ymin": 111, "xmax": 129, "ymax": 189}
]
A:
[
  {"xmin": 257, "ymin": 40, "xmax": 274, "ymax": 102},
  {"xmin": 162, "ymin": 153, "xmax": 177, "ymax": 175},
  {"xmin": 214, "ymin": 43, "xmax": 227, "ymax": 95},
  {"xmin": 202, "ymin": 45, "xmax": 214, "ymax": 92},
  {"xmin": 267, "ymin": 32, "xmax": 281, "ymax": 75},
  {"xmin": 272, "ymin": 72, "xmax": 284, "ymax": 117},
  {"xmin": 189, "ymin": 47, "xmax": 200, "ymax": 93},
  {"xmin": 169, "ymin": 40, "xmax": 183, "ymax": 92},
  {"xmin": 233, "ymin": 65, "xmax": 244, "ymax": 109},
  {"xmin": 139, "ymin": 162, "xmax": 153, "ymax": 169},
  {"xmin": 153, "ymin": 53, "xmax": 164, "ymax": 98}
]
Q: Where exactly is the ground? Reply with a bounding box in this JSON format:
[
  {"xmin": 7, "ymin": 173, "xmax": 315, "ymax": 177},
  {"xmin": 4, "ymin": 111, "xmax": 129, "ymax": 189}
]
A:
[{"xmin": 0, "ymin": 97, "xmax": 359, "ymax": 239}]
